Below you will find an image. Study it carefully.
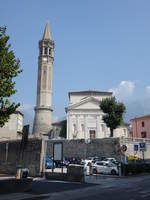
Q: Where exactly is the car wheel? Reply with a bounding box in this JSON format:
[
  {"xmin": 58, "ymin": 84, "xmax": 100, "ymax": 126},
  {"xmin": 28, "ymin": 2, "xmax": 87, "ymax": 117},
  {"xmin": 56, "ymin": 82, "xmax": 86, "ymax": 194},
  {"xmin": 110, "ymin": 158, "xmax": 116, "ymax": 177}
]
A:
[
  {"xmin": 93, "ymin": 168, "xmax": 97, "ymax": 174},
  {"xmin": 111, "ymin": 170, "xmax": 116, "ymax": 175}
]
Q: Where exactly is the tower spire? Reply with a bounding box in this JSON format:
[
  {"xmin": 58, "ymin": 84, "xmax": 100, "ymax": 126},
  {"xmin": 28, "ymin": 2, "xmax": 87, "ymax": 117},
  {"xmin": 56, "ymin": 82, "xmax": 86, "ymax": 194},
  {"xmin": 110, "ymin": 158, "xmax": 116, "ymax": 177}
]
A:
[
  {"xmin": 33, "ymin": 22, "xmax": 54, "ymax": 138},
  {"xmin": 43, "ymin": 21, "xmax": 52, "ymax": 40}
]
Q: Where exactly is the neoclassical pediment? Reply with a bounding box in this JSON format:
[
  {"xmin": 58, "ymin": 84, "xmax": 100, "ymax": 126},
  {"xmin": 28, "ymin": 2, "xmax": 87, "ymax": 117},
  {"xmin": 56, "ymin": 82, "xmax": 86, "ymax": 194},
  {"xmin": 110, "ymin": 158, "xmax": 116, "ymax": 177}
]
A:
[{"xmin": 66, "ymin": 96, "xmax": 101, "ymax": 111}]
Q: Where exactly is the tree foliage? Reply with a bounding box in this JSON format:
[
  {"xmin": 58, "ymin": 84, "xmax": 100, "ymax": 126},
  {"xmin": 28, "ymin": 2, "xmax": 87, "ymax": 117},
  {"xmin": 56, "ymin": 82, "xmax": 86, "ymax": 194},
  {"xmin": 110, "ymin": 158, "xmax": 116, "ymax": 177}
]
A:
[
  {"xmin": 0, "ymin": 26, "xmax": 22, "ymax": 127},
  {"xmin": 99, "ymin": 97, "xmax": 126, "ymax": 137}
]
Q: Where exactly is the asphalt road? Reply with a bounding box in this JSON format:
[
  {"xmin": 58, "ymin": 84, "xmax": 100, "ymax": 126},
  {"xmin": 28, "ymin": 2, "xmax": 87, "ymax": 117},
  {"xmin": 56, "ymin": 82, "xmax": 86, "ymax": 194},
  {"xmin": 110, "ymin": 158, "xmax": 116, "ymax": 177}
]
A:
[
  {"xmin": 30, "ymin": 179, "xmax": 95, "ymax": 195},
  {"xmin": 1, "ymin": 175, "xmax": 150, "ymax": 200}
]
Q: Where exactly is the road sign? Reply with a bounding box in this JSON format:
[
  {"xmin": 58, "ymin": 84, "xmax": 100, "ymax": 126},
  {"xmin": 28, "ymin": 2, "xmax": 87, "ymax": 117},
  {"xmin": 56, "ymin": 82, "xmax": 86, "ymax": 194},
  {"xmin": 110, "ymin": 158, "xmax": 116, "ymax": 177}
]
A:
[
  {"xmin": 134, "ymin": 144, "xmax": 138, "ymax": 151},
  {"xmin": 139, "ymin": 142, "xmax": 146, "ymax": 151},
  {"xmin": 121, "ymin": 145, "xmax": 127, "ymax": 152}
]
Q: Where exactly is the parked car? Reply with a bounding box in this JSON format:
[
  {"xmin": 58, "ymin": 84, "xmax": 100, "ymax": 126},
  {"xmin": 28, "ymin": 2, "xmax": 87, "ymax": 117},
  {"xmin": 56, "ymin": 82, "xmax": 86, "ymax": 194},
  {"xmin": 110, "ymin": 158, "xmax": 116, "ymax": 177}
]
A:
[
  {"xmin": 104, "ymin": 158, "xmax": 119, "ymax": 165},
  {"xmin": 45, "ymin": 156, "xmax": 56, "ymax": 169},
  {"xmin": 91, "ymin": 158, "xmax": 101, "ymax": 166},
  {"xmin": 83, "ymin": 157, "xmax": 98, "ymax": 166},
  {"xmin": 83, "ymin": 156, "xmax": 105, "ymax": 166},
  {"xmin": 69, "ymin": 157, "xmax": 81, "ymax": 165},
  {"xmin": 92, "ymin": 161, "xmax": 118, "ymax": 175},
  {"xmin": 63, "ymin": 158, "xmax": 70, "ymax": 166},
  {"xmin": 54, "ymin": 160, "xmax": 63, "ymax": 168},
  {"xmin": 54, "ymin": 158, "xmax": 70, "ymax": 168}
]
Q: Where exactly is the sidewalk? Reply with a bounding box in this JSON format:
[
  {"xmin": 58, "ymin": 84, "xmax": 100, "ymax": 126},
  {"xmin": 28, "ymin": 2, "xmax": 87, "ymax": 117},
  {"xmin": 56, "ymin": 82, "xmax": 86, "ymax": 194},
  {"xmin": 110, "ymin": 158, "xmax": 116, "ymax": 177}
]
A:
[
  {"xmin": 0, "ymin": 175, "xmax": 15, "ymax": 180},
  {"xmin": 0, "ymin": 176, "xmax": 32, "ymax": 194}
]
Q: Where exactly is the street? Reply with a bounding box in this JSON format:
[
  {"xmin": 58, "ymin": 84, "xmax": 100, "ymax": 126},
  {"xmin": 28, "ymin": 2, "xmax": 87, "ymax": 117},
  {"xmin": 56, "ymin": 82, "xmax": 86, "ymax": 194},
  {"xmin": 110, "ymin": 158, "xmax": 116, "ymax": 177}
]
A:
[{"xmin": 1, "ymin": 174, "xmax": 150, "ymax": 200}]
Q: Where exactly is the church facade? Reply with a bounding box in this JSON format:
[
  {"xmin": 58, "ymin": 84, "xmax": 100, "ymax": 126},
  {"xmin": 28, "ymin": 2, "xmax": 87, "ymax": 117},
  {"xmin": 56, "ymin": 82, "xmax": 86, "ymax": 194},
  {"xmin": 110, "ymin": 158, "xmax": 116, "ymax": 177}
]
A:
[{"xmin": 66, "ymin": 90, "xmax": 129, "ymax": 140}]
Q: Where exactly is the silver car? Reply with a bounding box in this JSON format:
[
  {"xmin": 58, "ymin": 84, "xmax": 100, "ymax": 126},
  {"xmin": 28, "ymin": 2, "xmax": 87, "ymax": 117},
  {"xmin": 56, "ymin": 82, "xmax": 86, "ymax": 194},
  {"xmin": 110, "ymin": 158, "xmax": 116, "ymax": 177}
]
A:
[{"xmin": 92, "ymin": 161, "xmax": 118, "ymax": 175}]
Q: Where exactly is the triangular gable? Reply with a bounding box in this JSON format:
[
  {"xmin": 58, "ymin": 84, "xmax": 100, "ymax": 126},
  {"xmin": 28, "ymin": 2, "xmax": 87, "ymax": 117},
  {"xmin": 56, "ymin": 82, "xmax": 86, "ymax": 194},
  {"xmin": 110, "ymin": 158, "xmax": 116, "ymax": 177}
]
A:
[{"xmin": 67, "ymin": 96, "xmax": 100, "ymax": 110}]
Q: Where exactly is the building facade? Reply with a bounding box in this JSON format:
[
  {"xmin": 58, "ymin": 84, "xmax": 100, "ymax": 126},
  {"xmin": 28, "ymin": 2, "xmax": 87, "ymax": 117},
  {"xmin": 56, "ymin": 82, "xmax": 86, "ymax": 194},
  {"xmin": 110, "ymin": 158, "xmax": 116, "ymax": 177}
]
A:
[
  {"xmin": 113, "ymin": 123, "xmax": 130, "ymax": 138},
  {"xmin": 132, "ymin": 114, "xmax": 150, "ymax": 139},
  {"xmin": 32, "ymin": 22, "xmax": 54, "ymax": 137},
  {"xmin": 66, "ymin": 90, "xmax": 111, "ymax": 140},
  {"xmin": 0, "ymin": 111, "xmax": 23, "ymax": 141},
  {"xmin": 66, "ymin": 90, "xmax": 129, "ymax": 140}
]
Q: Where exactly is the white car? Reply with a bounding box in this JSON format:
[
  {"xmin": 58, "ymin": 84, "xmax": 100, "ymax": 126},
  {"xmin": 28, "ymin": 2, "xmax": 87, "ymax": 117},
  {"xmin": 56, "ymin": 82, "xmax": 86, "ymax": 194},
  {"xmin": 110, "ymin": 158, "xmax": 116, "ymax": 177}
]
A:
[
  {"xmin": 82, "ymin": 157, "xmax": 96, "ymax": 166},
  {"xmin": 92, "ymin": 161, "xmax": 118, "ymax": 175},
  {"xmin": 104, "ymin": 158, "xmax": 118, "ymax": 165}
]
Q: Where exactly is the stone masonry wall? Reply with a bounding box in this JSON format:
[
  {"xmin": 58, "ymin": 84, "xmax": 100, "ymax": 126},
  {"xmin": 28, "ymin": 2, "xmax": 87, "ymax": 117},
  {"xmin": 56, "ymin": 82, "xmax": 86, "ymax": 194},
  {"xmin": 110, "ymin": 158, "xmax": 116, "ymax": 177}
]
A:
[
  {"xmin": 0, "ymin": 138, "xmax": 121, "ymax": 177},
  {"xmin": 0, "ymin": 139, "xmax": 42, "ymax": 176},
  {"xmin": 46, "ymin": 138, "xmax": 121, "ymax": 161}
]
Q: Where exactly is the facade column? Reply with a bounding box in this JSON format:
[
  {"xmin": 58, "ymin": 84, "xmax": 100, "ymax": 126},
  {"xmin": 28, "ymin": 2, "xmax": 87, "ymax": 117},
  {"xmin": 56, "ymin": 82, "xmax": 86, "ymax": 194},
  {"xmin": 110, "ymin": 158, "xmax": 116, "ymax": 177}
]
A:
[
  {"xmin": 76, "ymin": 115, "xmax": 80, "ymax": 138},
  {"xmin": 96, "ymin": 115, "xmax": 100, "ymax": 138},
  {"xmin": 67, "ymin": 114, "xmax": 72, "ymax": 139},
  {"xmin": 67, "ymin": 114, "xmax": 69, "ymax": 139},
  {"xmin": 84, "ymin": 115, "xmax": 88, "ymax": 139}
]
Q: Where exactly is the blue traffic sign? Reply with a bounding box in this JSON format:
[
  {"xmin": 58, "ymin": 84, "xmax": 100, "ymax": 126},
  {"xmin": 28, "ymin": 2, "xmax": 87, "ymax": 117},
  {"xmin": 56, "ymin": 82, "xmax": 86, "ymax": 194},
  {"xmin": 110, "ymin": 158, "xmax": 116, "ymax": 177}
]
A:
[
  {"xmin": 134, "ymin": 144, "xmax": 138, "ymax": 151},
  {"xmin": 139, "ymin": 143, "xmax": 146, "ymax": 151}
]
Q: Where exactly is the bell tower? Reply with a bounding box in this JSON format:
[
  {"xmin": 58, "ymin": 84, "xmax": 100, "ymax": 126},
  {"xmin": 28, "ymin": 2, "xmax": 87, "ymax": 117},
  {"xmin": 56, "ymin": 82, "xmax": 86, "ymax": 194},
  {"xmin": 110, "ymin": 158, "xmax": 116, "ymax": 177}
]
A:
[{"xmin": 33, "ymin": 22, "xmax": 54, "ymax": 137}]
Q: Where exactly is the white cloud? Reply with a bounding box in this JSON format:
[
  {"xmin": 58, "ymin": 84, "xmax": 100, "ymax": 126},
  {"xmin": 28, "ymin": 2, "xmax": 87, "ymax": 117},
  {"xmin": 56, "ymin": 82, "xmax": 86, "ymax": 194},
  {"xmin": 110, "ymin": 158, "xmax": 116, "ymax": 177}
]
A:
[
  {"xmin": 146, "ymin": 86, "xmax": 150, "ymax": 98},
  {"xmin": 109, "ymin": 81, "xmax": 135, "ymax": 100}
]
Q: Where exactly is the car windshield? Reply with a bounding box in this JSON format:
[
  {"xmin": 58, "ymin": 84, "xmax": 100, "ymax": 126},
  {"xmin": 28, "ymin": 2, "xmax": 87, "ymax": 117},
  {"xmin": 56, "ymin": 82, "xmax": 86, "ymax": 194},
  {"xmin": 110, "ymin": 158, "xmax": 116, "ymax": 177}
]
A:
[{"xmin": 96, "ymin": 162, "xmax": 104, "ymax": 166}]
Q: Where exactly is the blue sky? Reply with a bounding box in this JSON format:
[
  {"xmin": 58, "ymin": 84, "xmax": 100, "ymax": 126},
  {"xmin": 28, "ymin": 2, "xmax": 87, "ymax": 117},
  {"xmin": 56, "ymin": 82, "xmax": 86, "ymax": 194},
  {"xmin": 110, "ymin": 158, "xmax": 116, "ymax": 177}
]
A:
[{"xmin": 1, "ymin": 0, "xmax": 150, "ymax": 126}]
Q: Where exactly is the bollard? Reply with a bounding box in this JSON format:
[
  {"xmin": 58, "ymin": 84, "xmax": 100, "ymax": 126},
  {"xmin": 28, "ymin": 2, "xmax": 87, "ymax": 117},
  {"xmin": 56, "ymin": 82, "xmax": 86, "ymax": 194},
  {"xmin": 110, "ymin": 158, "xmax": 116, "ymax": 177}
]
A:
[{"xmin": 118, "ymin": 164, "xmax": 122, "ymax": 176}]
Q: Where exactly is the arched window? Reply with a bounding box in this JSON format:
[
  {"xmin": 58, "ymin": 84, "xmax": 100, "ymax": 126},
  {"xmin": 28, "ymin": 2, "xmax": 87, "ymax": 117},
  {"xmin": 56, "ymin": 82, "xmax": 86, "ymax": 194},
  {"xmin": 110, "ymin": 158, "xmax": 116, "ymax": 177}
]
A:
[
  {"xmin": 49, "ymin": 48, "xmax": 51, "ymax": 55},
  {"xmin": 40, "ymin": 48, "xmax": 43, "ymax": 55},
  {"xmin": 44, "ymin": 47, "xmax": 48, "ymax": 55}
]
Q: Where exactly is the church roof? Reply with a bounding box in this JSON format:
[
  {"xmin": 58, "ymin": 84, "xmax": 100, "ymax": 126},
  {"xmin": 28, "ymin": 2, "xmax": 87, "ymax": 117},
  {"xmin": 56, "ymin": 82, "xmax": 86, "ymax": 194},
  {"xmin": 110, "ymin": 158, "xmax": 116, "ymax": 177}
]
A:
[
  {"xmin": 131, "ymin": 114, "xmax": 150, "ymax": 121},
  {"xmin": 68, "ymin": 90, "xmax": 112, "ymax": 98},
  {"xmin": 43, "ymin": 21, "xmax": 52, "ymax": 40},
  {"xmin": 52, "ymin": 119, "xmax": 66, "ymax": 126}
]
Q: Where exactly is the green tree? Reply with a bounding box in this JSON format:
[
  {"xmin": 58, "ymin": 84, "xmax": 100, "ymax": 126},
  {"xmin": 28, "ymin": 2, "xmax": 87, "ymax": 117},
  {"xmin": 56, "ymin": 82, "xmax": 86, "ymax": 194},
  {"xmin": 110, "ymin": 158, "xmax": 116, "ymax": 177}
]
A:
[
  {"xmin": 99, "ymin": 97, "xmax": 126, "ymax": 137},
  {"xmin": 0, "ymin": 26, "xmax": 22, "ymax": 127},
  {"xmin": 59, "ymin": 120, "xmax": 67, "ymax": 138}
]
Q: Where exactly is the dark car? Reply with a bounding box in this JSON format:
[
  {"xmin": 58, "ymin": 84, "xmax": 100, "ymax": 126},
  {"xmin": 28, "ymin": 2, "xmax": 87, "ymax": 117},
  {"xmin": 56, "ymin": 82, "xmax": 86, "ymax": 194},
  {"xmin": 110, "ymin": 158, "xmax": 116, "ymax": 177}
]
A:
[
  {"xmin": 45, "ymin": 156, "xmax": 56, "ymax": 169},
  {"xmin": 54, "ymin": 160, "xmax": 63, "ymax": 168},
  {"xmin": 54, "ymin": 158, "xmax": 70, "ymax": 168},
  {"xmin": 69, "ymin": 157, "xmax": 81, "ymax": 165}
]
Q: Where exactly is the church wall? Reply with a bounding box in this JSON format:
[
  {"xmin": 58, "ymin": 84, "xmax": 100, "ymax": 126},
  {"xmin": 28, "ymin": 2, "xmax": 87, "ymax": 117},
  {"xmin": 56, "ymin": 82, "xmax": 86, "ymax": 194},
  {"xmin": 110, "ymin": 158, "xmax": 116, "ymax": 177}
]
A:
[
  {"xmin": 46, "ymin": 138, "xmax": 121, "ymax": 161},
  {"xmin": 0, "ymin": 139, "xmax": 42, "ymax": 176}
]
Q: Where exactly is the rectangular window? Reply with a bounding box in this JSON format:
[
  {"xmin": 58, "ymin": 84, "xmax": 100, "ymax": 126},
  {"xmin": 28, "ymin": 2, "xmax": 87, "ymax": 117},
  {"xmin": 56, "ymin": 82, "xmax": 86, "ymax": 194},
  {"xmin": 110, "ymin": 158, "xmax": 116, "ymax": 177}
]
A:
[
  {"xmin": 141, "ymin": 131, "xmax": 146, "ymax": 138},
  {"xmin": 142, "ymin": 121, "xmax": 145, "ymax": 127},
  {"xmin": 89, "ymin": 130, "xmax": 96, "ymax": 139}
]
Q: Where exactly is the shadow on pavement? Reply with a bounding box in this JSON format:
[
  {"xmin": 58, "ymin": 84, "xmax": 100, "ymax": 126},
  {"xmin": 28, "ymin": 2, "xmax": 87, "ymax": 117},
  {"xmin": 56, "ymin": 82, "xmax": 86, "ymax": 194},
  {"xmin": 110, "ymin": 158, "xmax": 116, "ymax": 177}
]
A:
[{"xmin": 27, "ymin": 180, "xmax": 97, "ymax": 195}]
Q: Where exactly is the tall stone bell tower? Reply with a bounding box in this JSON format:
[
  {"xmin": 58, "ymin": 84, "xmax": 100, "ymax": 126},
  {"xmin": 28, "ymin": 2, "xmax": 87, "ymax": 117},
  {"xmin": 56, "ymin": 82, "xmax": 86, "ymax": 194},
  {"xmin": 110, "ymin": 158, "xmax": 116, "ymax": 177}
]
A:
[{"xmin": 33, "ymin": 22, "xmax": 54, "ymax": 137}]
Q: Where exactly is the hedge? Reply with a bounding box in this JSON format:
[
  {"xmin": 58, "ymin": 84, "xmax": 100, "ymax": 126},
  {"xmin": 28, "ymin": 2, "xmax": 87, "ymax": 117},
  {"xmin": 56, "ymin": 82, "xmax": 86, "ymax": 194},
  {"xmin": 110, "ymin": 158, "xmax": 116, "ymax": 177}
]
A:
[{"xmin": 121, "ymin": 163, "xmax": 150, "ymax": 176}]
